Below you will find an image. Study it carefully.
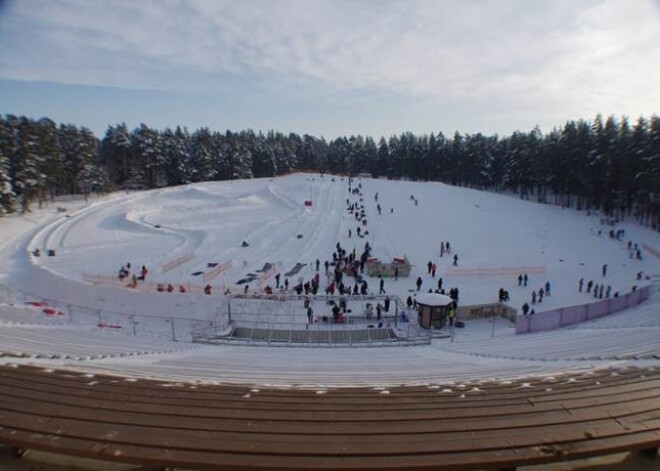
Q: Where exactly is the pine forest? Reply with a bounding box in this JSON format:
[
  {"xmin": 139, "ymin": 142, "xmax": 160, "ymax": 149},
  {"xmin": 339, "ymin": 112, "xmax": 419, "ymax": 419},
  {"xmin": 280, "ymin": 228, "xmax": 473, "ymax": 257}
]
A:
[{"xmin": 0, "ymin": 114, "xmax": 658, "ymax": 230}]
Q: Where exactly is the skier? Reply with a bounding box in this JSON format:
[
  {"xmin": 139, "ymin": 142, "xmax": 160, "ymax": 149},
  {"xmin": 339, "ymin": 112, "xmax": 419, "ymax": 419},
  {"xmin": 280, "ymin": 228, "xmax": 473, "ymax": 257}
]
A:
[
  {"xmin": 545, "ymin": 281, "xmax": 551, "ymax": 296},
  {"xmin": 316, "ymin": 259, "xmax": 320, "ymax": 271},
  {"xmin": 431, "ymin": 263, "xmax": 436, "ymax": 278},
  {"xmin": 586, "ymin": 280, "xmax": 593, "ymax": 293},
  {"xmin": 379, "ymin": 277, "xmax": 385, "ymax": 294},
  {"xmin": 307, "ymin": 306, "xmax": 313, "ymax": 324},
  {"xmin": 579, "ymin": 278, "xmax": 584, "ymax": 292},
  {"xmin": 416, "ymin": 276, "xmax": 423, "ymax": 291},
  {"xmin": 394, "ymin": 266, "xmax": 399, "ymax": 281},
  {"xmin": 437, "ymin": 277, "xmax": 443, "ymax": 291},
  {"xmin": 518, "ymin": 274, "xmax": 523, "ymax": 286},
  {"xmin": 427, "ymin": 260, "xmax": 433, "ymax": 274},
  {"xmin": 452, "ymin": 254, "xmax": 458, "ymax": 267},
  {"xmin": 275, "ymin": 273, "xmax": 281, "ymax": 288},
  {"xmin": 384, "ymin": 296, "xmax": 390, "ymax": 312},
  {"xmin": 531, "ymin": 290, "xmax": 536, "ymax": 304},
  {"xmin": 523, "ymin": 273, "xmax": 528, "ymax": 286},
  {"xmin": 602, "ymin": 264, "xmax": 608, "ymax": 277}
]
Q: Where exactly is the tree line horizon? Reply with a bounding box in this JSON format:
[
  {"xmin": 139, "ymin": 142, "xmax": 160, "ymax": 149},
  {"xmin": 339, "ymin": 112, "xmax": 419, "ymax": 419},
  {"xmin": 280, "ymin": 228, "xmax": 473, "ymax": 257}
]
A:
[{"xmin": 0, "ymin": 113, "xmax": 658, "ymax": 230}]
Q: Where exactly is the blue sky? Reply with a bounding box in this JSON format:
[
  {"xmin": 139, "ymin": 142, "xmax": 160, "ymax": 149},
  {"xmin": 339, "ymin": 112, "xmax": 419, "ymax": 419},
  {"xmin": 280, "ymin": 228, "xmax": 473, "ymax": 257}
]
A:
[{"xmin": 0, "ymin": 0, "xmax": 658, "ymax": 139}]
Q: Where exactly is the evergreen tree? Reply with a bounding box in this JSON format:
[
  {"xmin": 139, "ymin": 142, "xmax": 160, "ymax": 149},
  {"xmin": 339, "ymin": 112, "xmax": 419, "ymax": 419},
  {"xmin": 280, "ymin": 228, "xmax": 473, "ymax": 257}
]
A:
[
  {"xmin": 34, "ymin": 118, "xmax": 61, "ymax": 204},
  {"xmin": 376, "ymin": 137, "xmax": 390, "ymax": 179},
  {"xmin": 12, "ymin": 117, "xmax": 44, "ymax": 212},
  {"xmin": 161, "ymin": 126, "xmax": 189, "ymax": 186},
  {"xmin": 185, "ymin": 127, "xmax": 216, "ymax": 183},
  {"xmin": 0, "ymin": 147, "xmax": 15, "ymax": 214}
]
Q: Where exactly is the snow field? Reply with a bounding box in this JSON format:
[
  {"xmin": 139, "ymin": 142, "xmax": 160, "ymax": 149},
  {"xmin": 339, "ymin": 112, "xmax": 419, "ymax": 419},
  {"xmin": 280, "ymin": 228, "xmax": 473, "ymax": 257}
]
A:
[{"xmin": 0, "ymin": 173, "xmax": 658, "ymax": 386}]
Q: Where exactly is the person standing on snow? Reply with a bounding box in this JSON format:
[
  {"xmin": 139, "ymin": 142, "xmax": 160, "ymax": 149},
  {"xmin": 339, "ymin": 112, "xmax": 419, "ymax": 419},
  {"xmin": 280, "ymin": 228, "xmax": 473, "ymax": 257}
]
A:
[{"xmin": 416, "ymin": 276, "xmax": 423, "ymax": 291}]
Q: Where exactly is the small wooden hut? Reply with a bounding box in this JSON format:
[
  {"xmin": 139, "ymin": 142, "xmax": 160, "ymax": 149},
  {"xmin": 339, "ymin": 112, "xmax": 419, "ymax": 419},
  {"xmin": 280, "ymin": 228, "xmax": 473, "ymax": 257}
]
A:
[{"xmin": 416, "ymin": 293, "xmax": 454, "ymax": 329}]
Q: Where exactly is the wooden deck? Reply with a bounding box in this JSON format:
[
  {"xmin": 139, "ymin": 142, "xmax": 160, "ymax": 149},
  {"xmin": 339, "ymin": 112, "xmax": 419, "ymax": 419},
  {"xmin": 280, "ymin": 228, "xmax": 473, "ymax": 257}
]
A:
[{"xmin": 0, "ymin": 364, "xmax": 659, "ymax": 470}]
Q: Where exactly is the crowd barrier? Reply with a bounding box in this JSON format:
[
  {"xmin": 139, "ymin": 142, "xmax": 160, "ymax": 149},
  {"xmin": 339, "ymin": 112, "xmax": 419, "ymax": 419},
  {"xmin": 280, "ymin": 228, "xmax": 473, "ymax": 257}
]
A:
[
  {"xmin": 257, "ymin": 266, "xmax": 278, "ymax": 287},
  {"xmin": 202, "ymin": 260, "xmax": 232, "ymax": 282},
  {"xmin": 515, "ymin": 285, "xmax": 652, "ymax": 334},
  {"xmin": 6, "ymin": 290, "xmax": 228, "ymax": 343},
  {"xmin": 82, "ymin": 272, "xmax": 214, "ymax": 295},
  {"xmin": 643, "ymin": 243, "xmax": 660, "ymax": 261},
  {"xmin": 446, "ymin": 265, "xmax": 546, "ymax": 276},
  {"xmin": 161, "ymin": 253, "xmax": 195, "ymax": 273}
]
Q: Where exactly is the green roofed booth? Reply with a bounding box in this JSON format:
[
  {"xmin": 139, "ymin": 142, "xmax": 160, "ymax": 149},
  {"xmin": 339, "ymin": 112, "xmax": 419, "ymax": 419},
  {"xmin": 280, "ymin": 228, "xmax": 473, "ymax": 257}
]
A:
[{"xmin": 416, "ymin": 292, "xmax": 454, "ymax": 329}]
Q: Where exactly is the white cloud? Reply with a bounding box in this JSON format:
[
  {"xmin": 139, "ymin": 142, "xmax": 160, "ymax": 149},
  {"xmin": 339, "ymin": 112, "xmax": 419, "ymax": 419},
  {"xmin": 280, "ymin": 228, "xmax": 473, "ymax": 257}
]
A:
[{"xmin": 0, "ymin": 0, "xmax": 658, "ymax": 132}]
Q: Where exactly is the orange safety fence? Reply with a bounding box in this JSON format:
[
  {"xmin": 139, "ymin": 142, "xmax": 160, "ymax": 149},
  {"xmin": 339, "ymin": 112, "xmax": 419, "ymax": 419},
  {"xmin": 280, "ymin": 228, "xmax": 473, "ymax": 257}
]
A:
[
  {"xmin": 82, "ymin": 272, "xmax": 221, "ymax": 295},
  {"xmin": 445, "ymin": 265, "xmax": 546, "ymax": 276},
  {"xmin": 257, "ymin": 266, "xmax": 278, "ymax": 287},
  {"xmin": 161, "ymin": 253, "xmax": 195, "ymax": 273},
  {"xmin": 203, "ymin": 260, "xmax": 232, "ymax": 282},
  {"xmin": 642, "ymin": 243, "xmax": 660, "ymax": 261}
]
